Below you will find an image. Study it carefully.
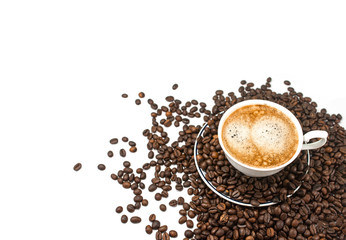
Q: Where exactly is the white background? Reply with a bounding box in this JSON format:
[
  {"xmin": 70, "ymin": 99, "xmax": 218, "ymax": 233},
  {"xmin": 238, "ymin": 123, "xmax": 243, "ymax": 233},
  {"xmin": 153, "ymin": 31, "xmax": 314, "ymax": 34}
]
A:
[{"xmin": 0, "ymin": 1, "xmax": 345, "ymax": 239}]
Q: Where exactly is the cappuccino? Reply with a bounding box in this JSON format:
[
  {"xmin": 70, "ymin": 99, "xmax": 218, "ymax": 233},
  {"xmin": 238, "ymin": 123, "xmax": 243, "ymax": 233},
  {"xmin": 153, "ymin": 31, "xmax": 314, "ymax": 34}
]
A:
[{"xmin": 221, "ymin": 104, "xmax": 299, "ymax": 168}]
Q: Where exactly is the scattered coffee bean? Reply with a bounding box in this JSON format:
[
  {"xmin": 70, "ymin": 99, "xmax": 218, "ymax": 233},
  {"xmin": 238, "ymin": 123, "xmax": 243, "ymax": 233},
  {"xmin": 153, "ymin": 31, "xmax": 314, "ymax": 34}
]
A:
[
  {"xmin": 184, "ymin": 230, "xmax": 194, "ymax": 238},
  {"xmin": 145, "ymin": 225, "xmax": 153, "ymax": 234},
  {"xmin": 129, "ymin": 146, "xmax": 137, "ymax": 153},
  {"xmin": 152, "ymin": 220, "xmax": 160, "ymax": 230},
  {"xmin": 130, "ymin": 216, "xmax": 141, "ymax": 223},
  {"xmin": 73, "ymin": 163, "xmax": 82, "ymax": 171},
  {"xmin": 121, "ymin": 93, "xmax": 128, "ymax": 98},
  {"xmin": 169, "ymin": 230, "xmax": 177, "ymax": 238},
  {"xmin": 127, "ymin": 204, "xmax": 135, "ymax": 213},
  {"xmin": 155, "ymin": 193, "xmax": 162, "ymax": 201},
  {"xmin": 135, "ymin": 99, "xmax": 141, "ymax": 105},
  {"xmin": 172, "ymin": 84, "xmax": 178, "ymax": 90},
  {"xmin": 97, "ymin": 164, "xmax": 106, "ymax": 171},
  {"xmin": 121, "ymin": 215, "xmax": 128, "ymax": 223},
  {"xmin": 159, "ymin": 204, "xmax": 166, "ymax": 212},
  {"xmin": 284, "ymin": 80, "xmax": 291, "ymax": 85},
  {"xmin": 149, "ymin": 214, "xmax": 156, "ymax": 222},
  {"xmin": 138, "ymin": 92, "xmax": 145, "ymax": 98},
  {"xmin": 169, "ymin": 199, "xmax": 177, "ymax": 207},
  {"xmin": 115, "ymin": 206, "xmax": 123, "ymax": 213},
  {"xmin": 110, "ymin": 173, "xmax": 118, "ymax": 180},
  {"xmin": 122, "ymin": 137, "xmax": 128, "ymax": 142},
  {"xmin": 110, "ymin": 138, "xmax": 118, "ymax": 144},
  {"xmin": 107, "ymin": 151, "xmax": 113, "ymax": 158},
  {"xmin": 142, "ymin": 199, "xmax": 148, "ymax": 206},
  {"xmin": 120, "ymin": 149, "xmax": 126, "ymax": 157}
]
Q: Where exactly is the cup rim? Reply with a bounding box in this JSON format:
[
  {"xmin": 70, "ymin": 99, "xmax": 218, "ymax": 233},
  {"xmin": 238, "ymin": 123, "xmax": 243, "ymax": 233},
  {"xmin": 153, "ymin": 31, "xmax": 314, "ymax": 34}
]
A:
[{"xmin": 218, "ymin": 99, "xmax": 304, "ymax": 172}]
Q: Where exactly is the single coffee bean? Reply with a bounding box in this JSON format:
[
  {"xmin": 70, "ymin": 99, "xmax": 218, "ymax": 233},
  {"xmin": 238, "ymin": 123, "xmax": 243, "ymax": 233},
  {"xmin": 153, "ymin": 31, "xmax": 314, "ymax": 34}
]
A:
[
  {"xmin": 130, "ymin": 146, "xmax": 137, "ymax": 153},
  {"xmin": 135, "ymin": 99, "xmax": 141, "ymax": 105},
  {"xmin": 107, "ymin": 151, "xmax": 113, "ymax": 158},
  {"xmin": 122, "ymin": 182, "xmax": 131, "ymax": 188},
  {"xmin": 184, "ymin": 230, "xmax": 194, "ymax": 238},
  {"xmin": 162, "ymin": 232, "xmax": 169, "ymax": 240},
  {"xmin": 155, "ymin": 193, "xmax": 162, "ymax": 201},
  {"xmin": 145, "ymin": 225, "xmax": 153, "ymax": 234},
  {"xmin": 121, "ymin": 93, "xmax": 128, "ymax": 98},
  {"xmin": 97, "ymin": 164, "xmax": 106, "ymax": 171},
  {"xmin": 284, "ymin": 80, "xmax": 291, "ymax": 85},
  {"xmin": 172, "ymin": 84, "xmax": 178, "ymax": 90},
  {"xmin": 169, "ymin": 230, "xmax": 178, "ymax": 238},
  {"xmin": 122, "ymin": 137, "xmax": 128, "ymax": 142},
  {"xmin": 159, "ymin": 204, "xmax": 167, "ymax": 212},
  {"xmin": 73, "ymin": 163, "xmax": 82, "ymax": 171},
  {"xmin": 127, "ymin": 204, "xmax": 135, "ymax": 213},
  {"xmin": 169, "ymin": 199, "xmax": 177, "ymax": 207},
  {"xmin": 129, "ymin": 141, "xmax": 136, "ymax": 146},
  {"xmin": 110, "ymin": 173, "xmax": 118, "ymax": 180},
  {"xmin": 110, "ymin": 138, "xmax": 118, "ymax": 144},
  {"xmin": 267, "ymin": 227, "xmax": 275, "ymax": 237},
  {"xmin": 130, "ymin": 216, "xmax": 141, "ymax": 223},
  {"xmin": 138, "ymin": 92, "xmax": 145, "ymax": 98},
  {"xmin": 142, "ymin": 199, "xmax": 148, "ymax": 206},
  {"xmin": 115, "ymin": 206, "xmax": 123, "ymax": 213},
  {"xmin": 152, "ymin": 220, "xmax": 160, "ymax": 230},
  {"xmin": 178, "ymin": 216, "xmax": 187, "ymax": 224},
  {"xmin": 186, "ymin": 220, "xmax": 194, "ymax": 228},
  {"xmin": 120, "ymin": 149, "xmax": 126, "ymax": 157},
  {"xmin": 158, "ymin": 225, "xmax": 168, "ymax": 232},
  {"xmin": 177, "ymin": 197, "xmax": 184, "ymax": 205},
  {"xmin": 149, "ymin": 214, "xmax": 156, "ymax": 222},
  {"xmin": 134, "ymin": 195, "xmax": 143, "ymax": 202},
  {"xmin": 121, "ymin": 215, "xmax": 128, "ymax": 223}
]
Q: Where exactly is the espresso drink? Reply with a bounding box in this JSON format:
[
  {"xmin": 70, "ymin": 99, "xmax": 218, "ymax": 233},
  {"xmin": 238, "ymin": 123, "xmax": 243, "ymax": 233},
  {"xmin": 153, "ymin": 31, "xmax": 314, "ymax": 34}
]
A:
[{"xmin": 221, "ymin": 104, "xmax": 299, "ymax": 168}]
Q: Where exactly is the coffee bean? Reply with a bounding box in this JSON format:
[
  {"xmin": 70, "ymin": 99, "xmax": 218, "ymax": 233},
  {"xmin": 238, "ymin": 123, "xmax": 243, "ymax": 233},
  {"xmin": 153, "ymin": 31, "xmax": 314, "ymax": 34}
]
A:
[
  {"xmin": 184, "ymin": 230, "xmax": 194, "ymax": 238},
  {"xmin": 122, "ymin": 137, "xmax": 128, "ymax": 142},
  {"xmin": 155, "ymin": 193, "xmax": 162, "ymax": 201},
  {"xmin": 178, "ymin": 216, "xmax": 187, "ymax": 224},
  {"xmin": 289, "ymin": 228, "xmax": 298, "ymax": 238},
  {"xmin": 115, "ymin": 206, "xmax": 123, "ymax": 213},
  {"xmin": 130, "ymin": 216, "xmax": 141, "ymax": 223},
  {"xmin": 149, "ymin": 214, "xmax": 156, "ymax": 222},
  {"xmin": 158, "ymin": 225, "xmax": 167, "ymax": 232},
  {"xmin": 110, "ymin": 173, "xmax": 118, "ymax": 180},
  {"xmin": 127, "ymin": 204, "xmax": 135, "ymax": 213},
  {"xmin": 135, "ymin": 99, "xmax": 141, "ymax": 105},
  {"xmin": 129, "ymin": 141, "xmax": 136, "ymax": 146},
  {"xmin": 142, "ymin": 199, "xmax": 148, "ymax": 206},
  {"xmin": 177, "ymin": 197, "xmax": 184, "ymax": 205},
  {"xmin": 129, "ymin": 146, "xmax": 137, "ymax": 153},
  {"xmin": 134, "ymin": 195, "xmax": 143, "ymax": 202},
  {"xmin": 169, "ymin": 199, "xmax": 177, "ymax": 207},
  {"xmin": 107, "ymin": 151, "xmax": 113, "ymax": 158},
  {"xmin": 284, "ymin": 80, "xmax": 291, "ymax": 85},
  {"xmin": 159, "ymin": 204, "xmax": 166, "ymax": 212},
  {"xmin": 110, "ymin": 138, "xmax": 118, "ymax": 144},
  {"xmin": 152, "ymin": 220, "xmax": 160, "ymax": 230},
  {"xmin": 266, "ymin": 227, "xmax": 275, "ymax": 237},
  {"xmin": 73, "ymin": 163, "xmax": 82, "ymax": 171},
  {"xmin": 120, "ymin": 149, "xmax": 126, "ymax": 157},
  {"xmin": 121, "ymin": 215, "xmax": 128, "ymax": 223},
  {"xmin": 165, "ymin": 96, "xmax": 174, "ymax": 102},
  {"xmin": 186, "ymin": 220, "xmax": 194, "ymax": 228},
  {"xmin": 169, "ymin": 230, "xmax": 177, "ymax": 238},
  {"xmin": 121, "ymin": 93, "xmax": 128, "ymax": 98},
  {"xmin": 138, "ymin": 92, "xmax": 145, "ymax": 98},
  {"xmin": 97, "ymin": 164, "xmax": 106, "ymax": 171},
  {"xmin": 145, "ymin": 225, "xmax": 153, "ymax": 234},
  {"xmin": 172, "ymin": 84, "xmax": 178, "ymax": 90}
]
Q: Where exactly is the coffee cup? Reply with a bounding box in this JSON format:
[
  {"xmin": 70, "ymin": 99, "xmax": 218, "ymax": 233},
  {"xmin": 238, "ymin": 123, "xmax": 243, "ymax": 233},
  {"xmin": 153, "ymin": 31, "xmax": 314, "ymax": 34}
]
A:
[{"xmin": 218, "ymin": 99, "xmax": 328, "ymax": 177}]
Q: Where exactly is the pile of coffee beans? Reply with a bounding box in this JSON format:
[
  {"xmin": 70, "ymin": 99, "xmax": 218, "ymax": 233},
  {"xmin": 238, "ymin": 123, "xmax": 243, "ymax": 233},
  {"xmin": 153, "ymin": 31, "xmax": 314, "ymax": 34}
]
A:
[{"xmin": 74, "ymin": 80, "xmax": 345, "ymax": 240}]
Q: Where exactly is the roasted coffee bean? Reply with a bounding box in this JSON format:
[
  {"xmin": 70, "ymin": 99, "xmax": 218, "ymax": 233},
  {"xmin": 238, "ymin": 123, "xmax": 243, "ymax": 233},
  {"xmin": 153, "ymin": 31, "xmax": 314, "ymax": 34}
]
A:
[
  {"xmin": 138, "ymin": 92, "xmax": 145, "ymax": 98},
  {"xmin": 159, "ymin": 204, "xmax": 167, "ymax": 212},
  {"xmin": 155, "ymin": 193, "xmax": 162, "ymax": 201},
  {"xmin": 149, "ymin": 214, "xmax": 156, "ymax": 222},
  {"xmin": 127, "ymin": 204, "xmax": 135, "ymax": 213},
  {"xmin": 152, "ymin": 220, "xmax": 160, "ymax": 230},
  {"xmin": 177, "ymin": 197, "xmax": 184, "ymax": 205},
  {"xmin": 142, "ymin": 199, "xmax": 148, "ymax": 206},
  {"xmin": 110, "ymin": 173, "xmax": 118, "ymax": 180},
  {"xmin": 97, "ymin": 164, "xmax": 106, "ymax": 171},
  {"xmin": 129, "ymin": 146, "xmax": 137, "ymax": 152},
  {"xmin": 186, "ymin": 220, "xmax": 194, "ymax": 228},
  {"xmin": 107, "ymin": 151, "xmax": 113, "ymax": 158},
  {"xmin": 115, "ymin": 206, "xmax": 123, "ymax": 213},
  {"xmin": 134, "ymin": 195, "xmax": 143, "ymax": 202},
  {"xmin": 184, "ymin": 230, "xmax": 194, "ymax": 238},
  {"xmin": 110, "ymin": 138, "xmax": 118, "ymax": 144},
  {"xmin": 121, "ymin": 215, "xmax": 128, "ymax": 223},
  {"xmin": 120, "ymin": 149, "xmax": 126, "ymax": 157},
  {"xmin": 178, "ymin": 216, "xmax": 187, "ymax": 224},
  {"xmin": 169, "ymin": 199, "xmax": 177, "ymax": 207},
  {"xmin": 122, "ymin": 137, "xmax": 128, "ymax": 142},
  {"xmin": 145, "ymin": 225, "xmax": 153, "ymax": 234},
  {"xmin": 121, "ymin": 93, "xmax": 128, "ymax": 98},
  {"xmin": 130, "ymin": 216, "xmax": 141, "ymax": 223},
  {"xmin": 135, "ymin": 99, "xmax": 141, "ymax": 105},
  {"xmin": 172, "ymin": 84, "xmax": 178, "ymax": 90},
  {"xmin": 129, "ymin": 141, "xmax": 136, "ymax": 146},
  {"xmin": 284, "ymin": 80, "xmax": 291, "ymax": 85},
  {"xmin": 73, "ymin": 163, "xmax": 82, "ymax": 171},
  {"xmin": 169, "ymin": 230, "xmax": 177, "ymax": 238},
  {"xmin": 158, "ymin": 225, "xmax": 168, "ymax": 232}
]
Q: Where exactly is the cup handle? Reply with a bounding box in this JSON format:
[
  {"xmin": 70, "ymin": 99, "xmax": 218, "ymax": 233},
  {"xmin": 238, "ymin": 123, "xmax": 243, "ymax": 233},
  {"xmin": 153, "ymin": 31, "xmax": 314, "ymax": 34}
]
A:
[{"xmin": 302, "ymin": 130, "xmax": 328, "ymax": 150}]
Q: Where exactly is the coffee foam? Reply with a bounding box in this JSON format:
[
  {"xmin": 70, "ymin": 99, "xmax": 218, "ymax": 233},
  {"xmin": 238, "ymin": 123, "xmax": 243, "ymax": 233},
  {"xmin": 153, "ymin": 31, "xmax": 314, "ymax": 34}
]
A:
[{"xmin": 221, "ymin": 104, "xmax": 299, "ymax": 168}]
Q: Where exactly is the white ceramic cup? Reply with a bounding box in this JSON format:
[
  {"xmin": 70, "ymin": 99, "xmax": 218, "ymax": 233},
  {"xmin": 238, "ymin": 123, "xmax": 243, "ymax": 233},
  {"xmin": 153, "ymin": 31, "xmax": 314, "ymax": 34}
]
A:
[{"xmin": 218, "ymin": 99, "xmax": 328, "ymax": 177}]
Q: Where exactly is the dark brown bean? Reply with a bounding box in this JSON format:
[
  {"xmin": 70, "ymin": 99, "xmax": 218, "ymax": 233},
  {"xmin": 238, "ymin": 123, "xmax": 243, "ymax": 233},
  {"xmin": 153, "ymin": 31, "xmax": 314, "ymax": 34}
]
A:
[
  {"xmin": 120, "ymin": 149, "xmax": 126, "ymax": 157},
  {"xmin": 138, "ymin": 92, "xmax": 145, "ymax": 98},
  {"xmin": 172, "ymin": 84, "xmax": 178, "ymax": 90},
  {"xmin": 121, "ymin": 215, "xmax": 128, "ymax": 223},
  {"xmin": 110, "ymin": 138, "xmax": 118, "ymax": 144},
  {"xmin": 107, "ymin": 151, "xmax": 113, "ymax": 158},
  {"xmin": 97, "ymin": 164, "xmax": 106, "ymax": 171},
  {"xmin": 159, "ymin": 204, "xmax": 166, "ymax": 212},
  {"xmin": 130, "ymin": 216, "xmax": 141, "ymax": 223},
  {"xmin": 121, "ymin": 93, "xmax": 128, "ymax": 98},
  {"xmin": 73, "ymin": 163, "xmax": 82, "ymax": 171}
]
